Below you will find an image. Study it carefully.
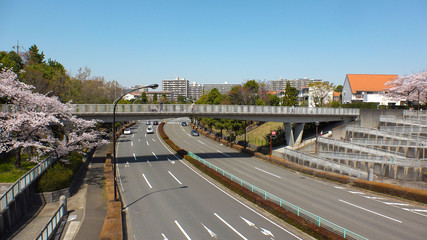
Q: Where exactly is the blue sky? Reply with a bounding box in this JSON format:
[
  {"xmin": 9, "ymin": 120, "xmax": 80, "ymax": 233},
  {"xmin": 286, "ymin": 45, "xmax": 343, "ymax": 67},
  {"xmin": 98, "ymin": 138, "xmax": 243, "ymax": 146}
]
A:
[{"xmin": 1, "ymin": 0, "xmax": 426, "ymax": 88}]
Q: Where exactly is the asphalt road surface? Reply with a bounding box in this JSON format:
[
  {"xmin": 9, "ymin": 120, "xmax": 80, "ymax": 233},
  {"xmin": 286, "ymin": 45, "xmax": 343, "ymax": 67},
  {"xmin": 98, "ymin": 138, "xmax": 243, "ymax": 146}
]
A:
[
  {"xmin": 164, "ymin": 118, "xmax": 427, "ymax": 240},
  {"xmin": 116, "ymin": 121, "xmax": 307, "ymax": 240}
]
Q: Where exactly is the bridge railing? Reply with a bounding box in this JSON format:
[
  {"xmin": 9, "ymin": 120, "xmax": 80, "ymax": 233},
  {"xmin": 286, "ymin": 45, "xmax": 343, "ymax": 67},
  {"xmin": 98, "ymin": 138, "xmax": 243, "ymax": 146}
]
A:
[
  {"xmin": 68, "ymin": 104, "xmax": 360, "ymax": 115},
  {"xmin": 0, "ymin": 154, "xmax": 57, "ymax": 214},
  {"xmin": 35, "ymin": 202, "xmax": 66, "ymax": 240},
  {"xmin": 187, "ymin": 151, "xmax": 368, "ymax": 240}
]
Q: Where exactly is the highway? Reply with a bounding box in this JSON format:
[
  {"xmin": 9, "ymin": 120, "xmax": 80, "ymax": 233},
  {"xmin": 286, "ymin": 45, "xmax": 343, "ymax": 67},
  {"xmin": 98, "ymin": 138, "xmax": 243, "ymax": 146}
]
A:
[
  {"xmin": 116, "ymin": 121, "xmax": 306, "ymax": 240},
  {"xmin": 164, "ymin": 118, "xmax": 427, "ymax": 240}
]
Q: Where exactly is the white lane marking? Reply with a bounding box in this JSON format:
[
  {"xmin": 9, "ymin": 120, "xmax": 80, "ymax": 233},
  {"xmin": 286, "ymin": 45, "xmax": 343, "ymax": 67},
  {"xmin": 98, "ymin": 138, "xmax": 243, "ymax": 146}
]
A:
[
  {"xmin": 152, "ymin": 152, "xmax": 158, "ymax": 159},
  {"xmin": 214, "ymin": 213, "xmax": 247, "ymax": 240},
  {"xmin": 145, "ymin": 133, "xmax": 147, "ymax": 137},
  {"xmin": 179, "ymin": 161, "xmax": 302, "ymax": 240},
  {"xmin": 348, "ymin": 191, "xmax": 365, "ymax": 195},
  {"xmin": 125, "ymin": 162, "xmax": 130, "ymax": 167},
  {"xmin": 240, "ymin": 216, "xmax": 257, "ymax": 229},
  {"xmin": 260, "ymin": 227, "xmax": 274, "ymax": 237},
  {"xmin": 62, "ymin": 221, "xmax": 80, "ymax": 240},
  {"xmin": 146, "ymin": 141, "xmax": 149, "ymax": 146},
  {"xmin": 197, "ymin": 140, "xmax": 205, "ymax": 145},
  {"xmin": 152, "ymin": 138, "xmax": 156, "ymax": 142},
  {"xmin": 133, "ymin": 153, "xmax": 137, "ymax": 161},
  {"xmin": 161, "ymin": 233, "xmax": 168, "ymax": 240},
  {"xmin": 168, "ymin": 171, "xmax": 182, "ymax": 184},
  {"xmin": 334, "ymin": 186, "xmax": 345, "ymax": 189},
  {"xmin": 131, "ymin": 141, "xmax": 133, "ymax": 147},
  {"xmin": 174, "ymin": 220, "xmax": 192, "ymax": 240},
  {"xmin": 142, "ymin": 174, "xmax": 153, "ymax": 189},
  {"xmin": 167, "ymin": 158, "xmax": 176, "ymax": 165},
  {"xmin": 254, "ymin": 167, "xmax": 281, "ymax": 179},
  {"xmin": 201, "ymin": 223, "xmax": 218, "ymax": 238},
  {"xmin": 146, "ymin": 159, "xmax": 152, "ymax": 167},
  {"xmin": 138, "ymin": 139, "xmax": 141, "ymax": 142},
  {"xmin": 132, "ymin": 134, "xmax": 134, "ymax": 138},
  {"xmin": 363, "ymin": 196, "xmax": 387, "ymax": 200},
  {"xmin": 216, "ymin": 150, "xmax": 231, "ymax": 157},
  {"xmin": 339, "ymin": 199, "xmax": 402, "ymax": 223},
  {"xmin": 402, "ymin": 208, "xmax": 427, "ymax": 217},
  {"xmin": 383, "ymin": 202, "xmax": 410, "ymax": 206},
  {"xmin": 157, "ymin": 127, "xmax": 302, "ymax": 239}
]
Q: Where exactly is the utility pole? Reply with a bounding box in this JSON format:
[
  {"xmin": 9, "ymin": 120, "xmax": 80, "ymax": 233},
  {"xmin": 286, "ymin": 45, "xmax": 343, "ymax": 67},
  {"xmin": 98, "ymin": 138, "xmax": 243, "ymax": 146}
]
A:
[{"xmin": 13, "ymin": 40, "xmax": 24, "ymax": 56}]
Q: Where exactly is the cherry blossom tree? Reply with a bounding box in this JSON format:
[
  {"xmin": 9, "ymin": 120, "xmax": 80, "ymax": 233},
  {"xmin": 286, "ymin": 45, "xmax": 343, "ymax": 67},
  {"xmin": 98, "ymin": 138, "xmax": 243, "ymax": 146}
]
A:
[
  {"xmin": 385, "ymin": 71, "xmax": 427, "ymax": 107},
  {"xmin": 0, "ymin": 69, "xmax": 108, "ymax": 168}
]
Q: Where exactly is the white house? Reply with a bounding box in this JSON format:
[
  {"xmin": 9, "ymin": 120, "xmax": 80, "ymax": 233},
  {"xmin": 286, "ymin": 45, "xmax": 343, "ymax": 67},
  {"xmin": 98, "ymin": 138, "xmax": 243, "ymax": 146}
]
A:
[{"xmin": 342, "ymin": 74, "xmax": 399, "ymax": 105}]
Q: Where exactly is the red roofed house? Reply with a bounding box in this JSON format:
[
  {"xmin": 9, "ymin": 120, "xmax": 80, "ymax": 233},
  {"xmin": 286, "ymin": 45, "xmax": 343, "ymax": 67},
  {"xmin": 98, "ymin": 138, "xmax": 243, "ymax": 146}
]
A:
[{"xmin": 341, "ymin": 74, "xmax": 398, "ymax": 105}]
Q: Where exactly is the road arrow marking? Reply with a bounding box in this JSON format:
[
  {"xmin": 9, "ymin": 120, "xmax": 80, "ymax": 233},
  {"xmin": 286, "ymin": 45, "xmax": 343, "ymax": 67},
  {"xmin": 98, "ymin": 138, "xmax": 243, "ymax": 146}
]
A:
[
  {"xmin": 201, "ymin": 223, "xmax": 218, "ymax": 238},
  {"xmin": 240, "ymin": 216, "xmax": 257, "ymax": 229},
  {"xmin": 214, "ymin": 213, "xmax": 247, "ymax": 240},
  {"xmin": 125, "ymin": 162, "xmax": 130, "ymax": 167},
  {"xmin": 260, "ymin": 227, "xmax": 274, "ymax": 237}
]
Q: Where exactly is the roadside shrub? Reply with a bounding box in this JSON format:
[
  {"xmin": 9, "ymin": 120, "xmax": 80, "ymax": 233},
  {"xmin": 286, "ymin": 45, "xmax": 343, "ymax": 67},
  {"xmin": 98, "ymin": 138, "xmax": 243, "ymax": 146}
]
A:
[
  {"xmin": 65, "ymin": 152, "xmax": 83, "ymax": 173},
  {"xmin": 38, "ymin": 163, "xmax": 73, "ymax": 192}
]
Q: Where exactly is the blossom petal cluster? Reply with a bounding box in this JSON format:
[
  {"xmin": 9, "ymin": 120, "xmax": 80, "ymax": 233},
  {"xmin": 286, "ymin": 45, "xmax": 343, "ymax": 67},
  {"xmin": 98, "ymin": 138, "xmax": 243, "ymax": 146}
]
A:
[
  {"xmin": 1, "ymin": 69, "xmax": 108, "ymax": 161},
  {"xmin": 385, "ymin": 71, "xmax": 427, "ymax": 103}
]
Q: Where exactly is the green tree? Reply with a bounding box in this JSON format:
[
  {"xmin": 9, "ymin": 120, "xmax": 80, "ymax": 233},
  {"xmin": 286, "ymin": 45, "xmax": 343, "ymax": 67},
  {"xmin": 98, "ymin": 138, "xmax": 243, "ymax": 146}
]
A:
[
  {"xmin": 0, "ymin": 51, "xmax": 23, "ymax": 73},
  {"xmin": 28, "ymin": 45, "xmax": 45, "ymax": 64},
  {"xmin": 282, "ymin": 82, "xmax": 298, "ymax": 106},
  {"xmin": 140, "ymin": 92, "xmax": 148, "ymax": 103},
  {"xmin": 153, "ymin": 93, "xmax": 158, "ymax": 103},
  {"xmin": 177, "ymin": 95, "xmax": 187, "ymax": 104},
  {"xmin": 269, "ymin": 94, "xmax": 280, "ymax": 106},
  {"xmin": 335, "ymin": 85, "xmax": 343, "ymax": 92}
]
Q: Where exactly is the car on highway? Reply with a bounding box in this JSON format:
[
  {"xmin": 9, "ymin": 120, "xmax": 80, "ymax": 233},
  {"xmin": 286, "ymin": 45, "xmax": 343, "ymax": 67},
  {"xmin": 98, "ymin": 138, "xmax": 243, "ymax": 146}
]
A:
[
  {"xmin": 123, "ymin": 128, "xmax": 131, "ymax": 135},
  {"xmin": 191, "ymin": 130, "xmax": 199, "ymax": 136},
  {"xmin": 181, "ymin": 122, "xmax": 187, "ymax": 126},
  {"xmin": 146, "ymin": 121, "xmax": 151, "ymax": 125},
  {"xmin": 146, "ymin": 126, "xmax": 154, "ymax": 134},
  {"xmin": 153, "ymin": 121, "xmax": 159, "ymax": 125}
]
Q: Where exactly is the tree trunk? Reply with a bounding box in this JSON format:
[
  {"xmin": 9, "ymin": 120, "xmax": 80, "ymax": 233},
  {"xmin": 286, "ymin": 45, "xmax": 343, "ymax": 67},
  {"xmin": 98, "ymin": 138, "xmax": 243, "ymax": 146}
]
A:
[{"xmin": 15, "ymin": 146, "xmax": 22, "ymax": 168}]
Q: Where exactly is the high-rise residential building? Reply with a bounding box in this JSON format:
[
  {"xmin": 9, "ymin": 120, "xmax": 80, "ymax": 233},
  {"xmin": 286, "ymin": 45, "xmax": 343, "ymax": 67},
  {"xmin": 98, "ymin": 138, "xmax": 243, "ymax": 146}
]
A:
[
  {"xmin": 162, "ymin": 77, "xmax": 189, "ymax": 101},
  {"xmin": 189, "ymin": 82, "xmax": 202, "ymax": 101},
  {"xmin": 202, "ymin": 82, "xmax": 240, "ymax": 95},
  {"xmin": 270, "ymin": 78, "xmax": 322, "ymax": 91}
]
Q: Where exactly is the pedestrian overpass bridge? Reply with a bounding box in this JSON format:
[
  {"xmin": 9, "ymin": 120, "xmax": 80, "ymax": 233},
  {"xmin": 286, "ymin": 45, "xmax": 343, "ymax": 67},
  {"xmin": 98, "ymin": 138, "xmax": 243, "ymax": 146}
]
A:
[
  {"xmin": 1, "ymin": 103, "xmax": 359, "ymax": 145},
  {"xmin": 72, "ymin": 104, "xmax": 359, "ymax": 146},
  {"xmin": 70, "ymin": 103, "xmax": 359, "ymax": 123}
]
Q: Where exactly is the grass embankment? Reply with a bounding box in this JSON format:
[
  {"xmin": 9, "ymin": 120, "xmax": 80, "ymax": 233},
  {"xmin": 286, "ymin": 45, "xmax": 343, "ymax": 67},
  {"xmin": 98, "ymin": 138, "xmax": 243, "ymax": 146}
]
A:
[{"xmin": 0, "ymin": 154, "xmax": 36, "ymax": 182}]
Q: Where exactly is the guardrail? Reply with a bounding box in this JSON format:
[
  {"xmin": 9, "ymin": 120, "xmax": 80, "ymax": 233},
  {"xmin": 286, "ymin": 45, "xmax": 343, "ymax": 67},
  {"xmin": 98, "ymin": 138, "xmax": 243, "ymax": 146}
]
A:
[
  {"xmin": 0, "ymin": 154, "xmax": 57, "ymax": 213},
  {"xmin": 279, "ymin": 147, "xmax": 367, "ymax": 178},
  {"xmin": 187, "ymin": 151, "xmax": 368, "ymax": 240},
  {"xmin": 380, "ymin": 115, "xmax": 427, "ymax": 126},
  {"xmin": 346, "ymin": 125, "xmax": 427, "ymax": 142},
  {"xmin": 35, "ymin": 202, "xmax": 66, "ymax": 240}
]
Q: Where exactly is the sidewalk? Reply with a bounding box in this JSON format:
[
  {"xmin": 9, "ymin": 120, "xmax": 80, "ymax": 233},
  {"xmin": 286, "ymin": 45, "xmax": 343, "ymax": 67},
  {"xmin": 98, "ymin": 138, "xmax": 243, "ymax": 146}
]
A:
[{"xmin": 9, "ymin": 145, "xmax": 108, "ymax": 240}]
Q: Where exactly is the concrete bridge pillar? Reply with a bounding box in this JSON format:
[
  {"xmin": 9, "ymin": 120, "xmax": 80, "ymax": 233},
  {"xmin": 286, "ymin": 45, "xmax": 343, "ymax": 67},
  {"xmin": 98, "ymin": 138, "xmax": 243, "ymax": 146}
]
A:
[
  {"xmin": 284, "ymin": 123, "xmax": 294, "ymax": 146},
  {"xmin": 284, "ymin": 122, "xmax": 305, "ymax": 147}
]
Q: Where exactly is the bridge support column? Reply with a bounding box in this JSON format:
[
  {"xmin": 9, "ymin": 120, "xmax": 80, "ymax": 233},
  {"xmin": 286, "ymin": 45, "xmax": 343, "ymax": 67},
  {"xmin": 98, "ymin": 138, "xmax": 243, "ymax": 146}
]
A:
[
  {"xmin": 294, "ymin": 123, "xmax": 304, "ymax": 145},
  {"xmin": 284, "ymin": 123, "xmax": 294, "ymax": 146},
  {"xmin": 284, "ymin": 123, "xmax": 305, "ymax": 147}
]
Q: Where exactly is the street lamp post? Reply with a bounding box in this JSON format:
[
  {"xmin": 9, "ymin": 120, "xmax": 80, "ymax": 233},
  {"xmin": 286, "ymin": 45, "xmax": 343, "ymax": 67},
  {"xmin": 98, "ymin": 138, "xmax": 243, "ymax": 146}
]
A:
[
  {"xmin": 112, "ymin": 84, "xmax": 158, "ymax": 201},
  {"xmin": 315, "ymin": 121, "xmax": 319, "ymax": 154}
]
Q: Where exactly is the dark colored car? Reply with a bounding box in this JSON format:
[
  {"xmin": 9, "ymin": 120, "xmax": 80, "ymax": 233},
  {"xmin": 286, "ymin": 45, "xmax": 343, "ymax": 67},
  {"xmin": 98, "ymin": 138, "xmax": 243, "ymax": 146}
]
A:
[
  {"xmin": 153, "ymin": 121, "xmax": 159, "ymax": 125},
  {"xmin": 191, "ymin": 130, "xmax": 199, "ymax": 136},
  {"xmin": 181, "ymin": 122, "xmax": 187, "ymax": 126}
]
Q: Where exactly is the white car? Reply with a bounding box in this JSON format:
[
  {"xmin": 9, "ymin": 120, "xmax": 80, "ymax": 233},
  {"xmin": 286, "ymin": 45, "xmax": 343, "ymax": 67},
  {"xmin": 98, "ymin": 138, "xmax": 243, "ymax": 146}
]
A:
[
  {"xmin": 123, "ymin": 128, "xmax": 131, "ymax": 135},
  {"xmin": 146, "ymin": 126, "xmax": 154, "ymax": 134}
]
